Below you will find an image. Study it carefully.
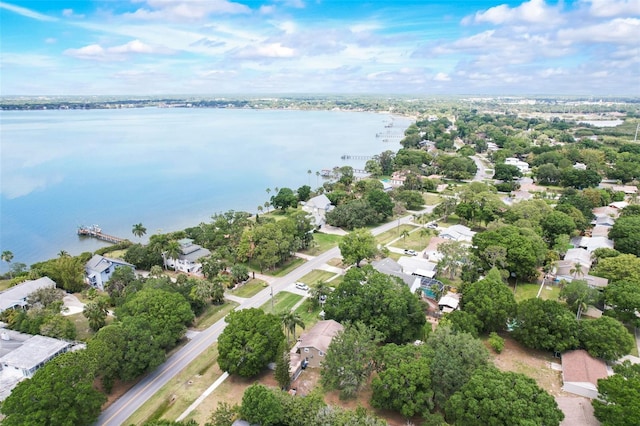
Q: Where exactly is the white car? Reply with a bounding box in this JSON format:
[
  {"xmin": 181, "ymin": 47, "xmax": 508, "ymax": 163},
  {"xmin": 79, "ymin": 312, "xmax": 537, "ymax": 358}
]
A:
[
  {"xmin": 404, "ymin": 249, "xmax": 418, "ymax": 256},
  {"xmin": 295, "ymin": 282, "xmax": 309, "ymax": 291}
]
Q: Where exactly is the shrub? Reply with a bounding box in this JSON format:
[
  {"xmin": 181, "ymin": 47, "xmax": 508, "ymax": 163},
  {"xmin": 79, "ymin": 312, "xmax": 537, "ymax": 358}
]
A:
[{"xmin": 488, "ymin": 332, "xmax": 505, "ymax": 354}]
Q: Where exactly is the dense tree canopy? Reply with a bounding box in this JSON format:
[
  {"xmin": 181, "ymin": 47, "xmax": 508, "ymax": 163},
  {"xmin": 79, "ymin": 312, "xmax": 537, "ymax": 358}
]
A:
[
  {"xmin": 371, "ymin": 343, "xmax": 434, "ymax": 417},
  {"xmin": 427, "ymin": 326, "xmax": 489, "ymax": 409},
  {"xmin": 271, "ymin": 187, "xmax": 298, "ymax": 210},
  {"xmin": 445, "ymin": 367, "xmax": 564, "ymax": 426},
  {"xmin": 609, "ymin": 215, "xmax": 640, "ymax": 256},
  {"xmin": 580, "ymin": 316, "xmax": 635, "ymax": 362},
  {"xmin": 218, "ymin": 308, "xmax": 285, "ymax": 377},
  {"xmin": 117, "ymin": 288, "xmax": 194, "ymax": 349},
  {"xmin": 338, "ymin": 228, "xmax": 377, "ymax": 267},
  {"xmin": 321, "ymin": 322, "xmax": 382, "ymax": 399},
  {"xmin": 593, "ymin": 361, "xmax": 640, "ymax": 426},
  {"xmin": 604, "ymin": 280, "xmax": 640, "ymax": 327},
  {"xmin": 324, "ymin": 266, "xmax": 426, "ymax": 344},
  {"xmin": 460, "ymin": 268, "xmax": 517, "ymax": 333},
  {"xmin": 592, "ymin": 253, "xmax": 640, "ymax": 283},
  {"xmin": 473, "ymin": 225, "xmax": 547, "ymax": 281},
  {"xmin": 512, "ymin": 298, "xmax": 580, "ymax": 353},
  {"xmin": 0, "ymin": 351, "xmax": 106, "ymax": 426},
  {"xmin": 240, "ymin": 384, "xmax": 284, "ymax": 426}
]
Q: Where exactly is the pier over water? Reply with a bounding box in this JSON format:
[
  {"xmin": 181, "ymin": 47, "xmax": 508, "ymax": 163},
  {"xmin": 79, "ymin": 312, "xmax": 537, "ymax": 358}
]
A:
[{"xmin": 77, "ymin": 225, "xmax": 128, "ymax": 244}]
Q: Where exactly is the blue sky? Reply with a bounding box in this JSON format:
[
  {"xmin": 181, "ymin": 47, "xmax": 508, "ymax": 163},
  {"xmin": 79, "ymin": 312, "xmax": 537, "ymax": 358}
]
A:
[{"xmin": 1, "ymin": 0, "xmax": 638, "ymax": 96}]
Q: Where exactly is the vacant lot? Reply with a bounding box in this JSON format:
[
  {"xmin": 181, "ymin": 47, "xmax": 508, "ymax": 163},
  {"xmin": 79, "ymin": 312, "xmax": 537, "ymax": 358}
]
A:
[
  {"xmin": 492, "ymin": 335, "xmax": 567, "ymax": 398},
  {"xmin": 298, "ymin": 269, "xmax": 338, "ymax": 285},
  {"xmin": 375, "ymin": 224, "xmax": 419, "ymax": 246}
]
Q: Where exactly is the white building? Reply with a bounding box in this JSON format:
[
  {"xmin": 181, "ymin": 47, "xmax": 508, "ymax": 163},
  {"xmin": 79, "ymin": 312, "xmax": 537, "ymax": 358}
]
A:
[
  {"xmin": 164, "ymin": 238, "xmax": 211, "ymax": 274},
  {"xmin": 0, "ymin": 277, "xmax": 56, "ymax": 313},
  {"xmin": 301, "ymin": 194, "xmax": 334, "ymax": 228},
  {"xmin": 504, "ymin": 157, "xmax": 530, "ymax": 173}
]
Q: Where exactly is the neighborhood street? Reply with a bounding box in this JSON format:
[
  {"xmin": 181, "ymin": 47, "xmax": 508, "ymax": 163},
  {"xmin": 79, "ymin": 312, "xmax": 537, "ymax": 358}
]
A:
[{"xmin": 96, "ymin": 212, "xmax": 422, "ymax": 425}]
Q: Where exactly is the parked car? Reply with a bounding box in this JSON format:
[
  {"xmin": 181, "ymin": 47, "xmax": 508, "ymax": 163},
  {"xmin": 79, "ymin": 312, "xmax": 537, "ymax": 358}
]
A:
[
  {"xmin": 426, "ymin": 222, "xmax": 438, "ymax": 229},
  {"xmin": 404, "ymin": 249, "xmax": 418, "ymax": 256},
  {"xmin": 295, "ymin": 282, "xmax": 310, "ymax": 291}
]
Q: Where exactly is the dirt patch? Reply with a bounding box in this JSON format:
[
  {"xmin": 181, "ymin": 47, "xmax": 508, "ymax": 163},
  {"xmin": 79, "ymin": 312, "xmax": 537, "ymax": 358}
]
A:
[{"xmin": 491, "ymin": 335, "xmax": 568, "ymax": 397}]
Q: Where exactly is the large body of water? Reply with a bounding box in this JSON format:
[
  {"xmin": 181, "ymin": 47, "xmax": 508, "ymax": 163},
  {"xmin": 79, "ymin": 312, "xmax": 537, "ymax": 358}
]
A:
[{"xmin": 0, "ymin": 108, "xmax": 409, "ymax": 271}]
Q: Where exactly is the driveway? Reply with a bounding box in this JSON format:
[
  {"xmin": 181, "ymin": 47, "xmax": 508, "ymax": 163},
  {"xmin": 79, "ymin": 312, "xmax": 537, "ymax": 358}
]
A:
[{"xmin": 62, "ymin": 293, "xmax": 85, "ymax": 316}]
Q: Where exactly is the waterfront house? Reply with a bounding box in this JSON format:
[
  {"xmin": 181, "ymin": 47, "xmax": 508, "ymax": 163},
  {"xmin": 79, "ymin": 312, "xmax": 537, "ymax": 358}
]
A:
[
  {"xmin": 0, "ymin": 277, "xmax": 56, "ymax": 314},
  {"xmin": 164, "ymin": 238, "xmax": 211, "ymax": 275},
  {"xmin": 289, "ymin": 320, "xmax": 343, "ymax": 380},
  {"xmin": 301, "ymin": 194, "xmax": 334, "ymax": 228},
  {"xmin": 85, "ymin": 255, "xmax": 135, "ymax": 291}
]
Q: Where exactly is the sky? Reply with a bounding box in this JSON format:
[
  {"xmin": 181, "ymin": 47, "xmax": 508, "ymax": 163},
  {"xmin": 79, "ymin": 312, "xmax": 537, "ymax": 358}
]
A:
[{"xmin": 0, "ymin": 0, "xmax": 638, "ymax": 96}]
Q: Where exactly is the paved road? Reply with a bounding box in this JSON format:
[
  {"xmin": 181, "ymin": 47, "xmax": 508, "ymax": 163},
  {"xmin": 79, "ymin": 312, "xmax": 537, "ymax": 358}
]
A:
[
  {"xmin": 472, "ymin": 154, "xmax": 489, "ymax": 182},
  {"xmin": 96, "ymin": 214, "xmax": 417, "ymax": 425}
]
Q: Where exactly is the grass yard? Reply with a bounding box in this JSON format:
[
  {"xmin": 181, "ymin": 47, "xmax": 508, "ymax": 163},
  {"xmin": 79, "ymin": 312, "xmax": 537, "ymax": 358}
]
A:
[
  {"xmin": 260, "ymin": 291, "xmax": 303, "ymax": 314},
  {"xmin": 102, "ymin": 249, "xmax": 127, "ymax": 259},
  {"xmin": 0, "ymin": 279, "xmax": 13, "ymax": 291},
  {"xmin": 422, "ymin": 193, "xmax": 442, "ymax": 206},
  {"xmin": 388, "ymin": 229, "xmax": 432, "ymax": 251},
  {"xmin": 229, "ymin": 279, "xmax": 268, "ymax": 298},
  {"xmin": 298, "ymin": 269, "xmax": 338, "ymax": 285},
  {"xmin": 270, "ymin": 258, "xmax": 306, "ymax": 277},
  {"xmin": 307, "ymin": 233, "xmax": 342, "ymax": 254},
  {"xmin": 512, "ymin": 283, "xmax": 560, "ymax": 303},
  {"xmin": 375, "ymin": 224, "xmax": 418, "ymax": 246},
  {"xmin": 326, "ymin": 258, "xmax": 345, "ymax": 268},
  {"xmin": 192, "ymin": 302, "xmax": 238, "ymax": 331},
  {"xmin": 125, "ymin": 343, "xmax": 222, "ymax": 425},
  {"xmin": 294, "ymin": 302, "xmax": 323, "ymax": 328}
]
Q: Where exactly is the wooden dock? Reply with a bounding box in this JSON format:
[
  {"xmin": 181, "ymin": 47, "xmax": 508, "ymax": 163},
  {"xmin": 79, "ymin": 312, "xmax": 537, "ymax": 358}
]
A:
[{"xmin": 77, "ymin": 225, "xmax": 128, "ymax": 244}]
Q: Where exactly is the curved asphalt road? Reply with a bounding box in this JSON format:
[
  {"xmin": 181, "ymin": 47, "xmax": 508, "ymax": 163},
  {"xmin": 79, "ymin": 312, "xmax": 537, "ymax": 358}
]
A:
[{"xmin": 96, "ymin": 213, "xmax": 420, "ymax": 425}]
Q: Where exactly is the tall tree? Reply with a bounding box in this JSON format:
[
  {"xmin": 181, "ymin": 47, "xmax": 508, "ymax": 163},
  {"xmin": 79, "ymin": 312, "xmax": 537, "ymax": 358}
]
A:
[
  {"xmin": 604, "ymin": 280, "xmax": 640, "ymax": 327},
  {"xmin": 132, "ymin": 223, "xmax": 147, "ymax": 240},
  {"xmin": 461, "ymin": 268, "xmax": 516, "ymax": 333},
  {"xmin": 580, "ymin": 316, "xmax": 635, "ymax": 362},
  {"xmin": 593, "ymin": 361, "xmax": 640, "ymax": 426},
  {"xmin": 274, "ymin": 339, "xmax": 291, "ymax": 390},
  {"xmin": 428, "ymin": 326, "xmax": 489, "ymax": 408},
  {"xmin": 240, "ymin": 384, "xmax": 284, "ymax": 426},
  {"xmin": 164, "ymin": 240, "xmax": 182, "ymax": 270},
  {"xmin": 338, "ymin": 228, "xmax": 377, "ymax": 267},
  {"xmin": 279, "ymin": 310, "xmax": 305, "ymax": 345},
  {"xmin": 83, "ymin": 297, "xmax": 110, "ymax": 332},
  {"xmin": 512, "ymin": 298, "xmax": 580, "ymax": 353},
  {"xmin": 0, "ymin": 351, "xmax": 106, "ymax": 426},
  {"xmin": 324, "ymin": 266, "xmax": 426, "ymax": 344},
  {"xmin": 321, "ymin": 322, "xmax": 382, "ymax": 399},
  {"xmin": 445, "ymin": 367, "xmax": 564, "ymax": 426},
  {"xmin": 559, "ymin": 279, "xmax": 600, "ymax": 319},
  {"xmin": 218, "ymin": 308, "xmax": 284, "ymax": 377},
  {"xmin": 2, "ymin": 250, "xmax": 14, "ymax": 277}
]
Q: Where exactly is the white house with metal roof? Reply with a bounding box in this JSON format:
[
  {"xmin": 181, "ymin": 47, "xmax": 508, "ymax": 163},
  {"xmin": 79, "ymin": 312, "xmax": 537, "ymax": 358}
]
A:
[
  {"xmin": 164, "ymin": 238, "xmax": 211, "ymax": 275},
  {"xmin": 0, "ymin": 277, "xmax": 56, "ymax": 313},
  {"xmin": 85, "ymin": 255, "xmax": 135, "ymax": 291}
]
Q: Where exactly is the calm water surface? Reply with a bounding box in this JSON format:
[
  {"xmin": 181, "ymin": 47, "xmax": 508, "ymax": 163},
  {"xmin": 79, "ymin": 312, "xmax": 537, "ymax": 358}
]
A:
[{"xmin": 0, "ymin": 108, "xmax": 409, "ymax": 271}]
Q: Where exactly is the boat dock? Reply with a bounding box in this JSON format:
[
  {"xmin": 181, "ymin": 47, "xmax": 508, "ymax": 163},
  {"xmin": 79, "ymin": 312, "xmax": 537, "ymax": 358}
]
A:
[{"xmin": 77, "ymin": 225, "xmax": 128, "ymax": 244}]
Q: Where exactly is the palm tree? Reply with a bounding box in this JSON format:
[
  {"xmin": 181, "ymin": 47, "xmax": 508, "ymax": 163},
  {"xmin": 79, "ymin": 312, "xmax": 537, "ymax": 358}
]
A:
[
  {"xmin": 309, "ymin": 280, "xmax": 331, "ymax": 309},
  {"xmin": 307, "ymin": 169, "xmax": 312, "ymax": 186},
  {"xmin": 132, "ymin": 223, "xmax": 147, "ymax": 240},
  {"xmin": 316, "ymin": 170, "xmax": 320, "ymax": 188},
  {"xmin": 83, "ymin": 298, "xmax": 109, "ymax": 332},
  {"xmin": 149, "ymin": 265, "xmax": 164, "ymax": 277},
  {"xmin": 58, "ymin": 250, "xmax": 69, "ymax": 257},
  {"xmin": 570, "ymin": 262, "xmax": 584, "ymax": 278},
  {"xmin": 419, "ymin": 227, "xmax": 431, "ymax": 243},
  {"xmin": 164, "ymin": 240, "xmax": 182, "ymax": 271},
  {"xmin": 2, "ymin": 250, "xmax": 13, "ymax": 278},
  {"xmin": 264, "ymin": 201, "xmax": 271, "ymax": 213},
  {"xmin": 400, "ymin": 229, "xmax": 410, "ymax": 244},
  {"xmin": 279, "ymin": 311, "xmax": 306, "ymax": 345}
]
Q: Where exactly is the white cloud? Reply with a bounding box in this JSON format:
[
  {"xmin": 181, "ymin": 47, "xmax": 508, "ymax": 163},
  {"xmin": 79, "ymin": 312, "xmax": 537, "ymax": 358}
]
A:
[
  {"xmin": 45, "ymin": 37, "xmax": 57, "ymax": 44},
  {"xmin": 434, "ymin": 72, "xmax": 451, "ymax": 81},
  {"xmin": 466, "ymin": 0, "xmax": 564, "ymax": 26},
  {"xmin": 558, "ymin": 17, "xmax": 640, "ymax": 44},
  {"xmin": 62, "ymin": 8, "xmax": 85, "ymax": 19},
  {"xmin": 64, "ymin": 40, "xmax": 172, "ymax": 61},
  {"xmin": 0, "ymin": 1, "xmax": 57, "ymax": 22},
  {"xmin": 233, "ymin": 42, "xmax": 296, "ymax": 59},
  {"xmin": 126, "ymin": 0, "xmax": 251, "ymax": 21},
  {"xmin": 579, "ymin": 0, "xmax": 640, "ymax": 17}
]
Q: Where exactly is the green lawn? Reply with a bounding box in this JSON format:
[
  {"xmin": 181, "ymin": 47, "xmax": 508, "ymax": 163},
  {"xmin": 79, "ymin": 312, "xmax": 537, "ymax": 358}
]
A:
[
  {"xmin": 0, "ymin": 279, "xmax": 13, "ymax": 291},
  {"xmin": 230, "ymin": 279, "xmax": 268, "ymax": 298},
  {"xmin": 375, "ymin": 224, "xmax": 418, "ymax": 246},
  {"xmin": 270, "ymin": 258, "xmax": 306, "ymax": 277},
  {"xmin": 192, "ymin": 302, "xmax": 238, "ymax": 330},
  {"xmin": 512, "ymin": 283, "xmax": 561, "ymax": 303},
  {"xmin": 294, "ymin": 302, "xmax": 323, "ymax": 328},
  {"xmin": 422, "ymin": 193, "xmax": 442, "ymax": 206},
  {"xmin": 298, "ymin": 270, "xmax": 338, "ymax": 285},
  {"xmin": 307, "ymin": 233, "xmax": 342, "ymax": 254},
  {"xmin": 260, "ymin": 291, "xmax": 303, "ymax": 314},
  {"xmin": 388, "ymin": 230, "xmax": 433, "ymax": 251}
]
